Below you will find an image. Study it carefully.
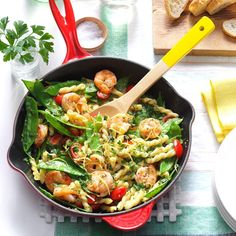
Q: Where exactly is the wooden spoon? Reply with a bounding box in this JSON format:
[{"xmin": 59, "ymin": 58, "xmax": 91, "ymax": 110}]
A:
[{"xmin": 91, "ymin": 17, "xmax": 215, "ymax": 117}]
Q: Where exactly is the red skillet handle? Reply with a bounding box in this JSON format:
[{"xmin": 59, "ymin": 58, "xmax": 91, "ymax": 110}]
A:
[
  {"xmin": 49, "ymin": 0, "xmax": 91, "ymax": 63},
  {"xmin": 102, "ymin": 201, "xmax": 155, "ymax": 231}
]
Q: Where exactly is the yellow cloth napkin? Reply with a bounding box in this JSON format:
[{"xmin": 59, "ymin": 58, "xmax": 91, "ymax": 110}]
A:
[{"xmin": 201, "ymin": 78, "xmax": 236, "ymax": 143}]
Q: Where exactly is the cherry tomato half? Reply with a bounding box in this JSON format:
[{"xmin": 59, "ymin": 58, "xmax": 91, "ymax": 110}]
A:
[
  {"xmin": 162, "ymin": 114, "xmax": 176, "ymax": 122},
  {"xmin": 75, "ymin": 201, "xmax": 83, "ymax": 208},
  {"xmin": 69, "ymin": 128, "xmax": 83, "ymax": 136},
  {"xmin": 97, "ymin": 91, "xmax": 110, "ymax": 100},
  {"xmin": 126, "ymin": 84, "xmax": 134, "ymax": 92},
  {"xmin": 54, "ymin": 94, "xmax": 64, "ymax": 105},
  {"xmin": 111, "ymin": 187, "xmax": 127, "ymax": 201},
  {"xmin": 91, "ymin": 204, "xmax": 101, "ymax": 211},
  {"xmin": 87, "ymin": 194, "xmax": 96, "ymax": 205},
  {"xmin": 49, "ymin": 133, "xmax": 63, "ymax": 145},
  {"xmin": 64, "ymin": 175, "xmax": 72, "ymax": 185},
  {"xmin": 173, "ymin": 139, "xmax": 183, "ymax": 159},
  {"xmin": 91, "ymin": 112, "xmax": 98, "ymax": 117},
  {"xmin": 70, "ymin": 143, "xmax": 82, "ymax": 159},
  {"xmin": 123, "ymin": 139, "xmax": 133, "ymax": 145}
]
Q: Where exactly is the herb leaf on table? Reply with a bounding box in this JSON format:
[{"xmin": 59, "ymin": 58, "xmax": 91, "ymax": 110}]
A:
[{"xmin": 0, "ymin": 17, "xmax": 54, "ymax": 64}]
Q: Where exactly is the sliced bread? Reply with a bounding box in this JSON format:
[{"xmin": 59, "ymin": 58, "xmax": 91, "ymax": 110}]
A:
[
  {"xmin": 164, "ymin": 0, "xmax": 190, "ymax": 19},
  {"xmin": 189, "ymin": 0, "xmax": 212, "ymax": 16},
  {"xmin": 206, "ymin": 0, "xmax": 236, "ymax": 15},
  {"xmin": 222, "ymin": 19, "xmax": 236, "ymax": 38}
]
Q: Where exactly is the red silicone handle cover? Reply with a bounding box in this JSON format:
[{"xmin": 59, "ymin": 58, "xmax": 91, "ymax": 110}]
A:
[
  {"xmin": 102, "ymin": 201, "xmax": 155, "ymax": 231},
  {"xmin": 49, "ymin": 0, "xmax": 90, "ymax": 63}
]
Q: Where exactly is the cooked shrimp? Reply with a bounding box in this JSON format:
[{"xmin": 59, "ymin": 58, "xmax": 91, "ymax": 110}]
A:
[
  {"xmin": 61, "ymin": 92, "xmax": 88, "ymax": 113},
  {"xmin": 66, "ymin": 110, "xmax": 89, "ymax": 126},
  {"xmin": 135, "ymin": 165, "xmax": 157, "ymax": 188},
  {"xmin": 94, "ymin": 70, "xmax": 117, "ymax": 94},
  {"xmin": 87, "ymin": 170, "xmax": 114, "ymax": 197},
  {"xmin": 35, "ymin": 124, "xmax": 48, "ymax": 148},
  {"xmin": 139, "ymin": 118, "xmax": 162, "ymax": 139},
  {"xmin": 85, "ymin": 154, "xmax": 106, "ymax": 173},
  {"xmin": 44, "ymin": 170, "xmax": 72, "ymax": 192},
  {"xmin": 74, "ymin": 154, "xmax": 106, "ymax": 172},
  {"xmin": 108, "ymin": 114, "xmax": 131, "ymax": 135},
  {"xmin": 53, "ymin": 185, "xmax": 77, "ymax": 203}
]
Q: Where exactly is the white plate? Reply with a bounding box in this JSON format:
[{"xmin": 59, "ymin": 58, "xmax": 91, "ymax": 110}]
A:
[
  {"xmin": 214, "ymin": 128, "xmax": 236, "ymax": 231},
  {"xmin": 213, "ymin": 181, "xmax": 236, "ymax": 232}
]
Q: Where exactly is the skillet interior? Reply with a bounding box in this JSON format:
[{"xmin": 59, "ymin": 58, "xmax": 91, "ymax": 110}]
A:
[{"xmin": 8, "ymin": 57, "xmax": 195, "ymax": 217}]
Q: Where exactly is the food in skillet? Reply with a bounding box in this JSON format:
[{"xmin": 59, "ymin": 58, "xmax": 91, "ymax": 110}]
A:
[{"xmin": 22, "ymin": 70, "xmax": 183, "ymax": 213}]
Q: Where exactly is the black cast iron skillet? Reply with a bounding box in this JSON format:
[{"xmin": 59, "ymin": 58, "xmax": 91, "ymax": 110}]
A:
[{"xmin": 7, "ymin": 0, "xmax": 195, "ymax": 231}]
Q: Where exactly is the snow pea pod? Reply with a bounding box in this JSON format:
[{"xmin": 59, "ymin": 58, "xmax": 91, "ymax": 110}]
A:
[
  {"xmin": 40, "ymin": 110, "xmax": 74, "ymax": 137},
  {"xmin": 44, "ymin": 80, "xmax": 83, "ymax": 96},
  {"xmin": 145, "ymin": 178, "xmax": 169, "ymax": 199},
  {"xmin": 21, "ymin": 96, "xmax": 38, "ymax": 153},
  {"xmin": 40, "ymin": 110, "xmax": 88, "ymax": 133},
  {"xmin": 38, "ymin": 159, "xmax": 86, "ymax": 177},
  {"xmin": 50, "ymin": 113, "xmax": 88, "ymax": 130},
  {"xmin": 145, "ymin": 167, "xmax": 178, "ymax": 199}
]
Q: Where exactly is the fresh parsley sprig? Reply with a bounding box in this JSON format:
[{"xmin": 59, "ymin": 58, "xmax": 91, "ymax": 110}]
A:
[{"xmin": 0, "ymin": 17, "xmax": 54, "ymax": 64}]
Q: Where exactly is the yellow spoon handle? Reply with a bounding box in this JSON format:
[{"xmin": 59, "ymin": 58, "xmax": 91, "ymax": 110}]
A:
[{"xmin": 162, "ymin": 16, "xmax": 215, "ymax": 67}]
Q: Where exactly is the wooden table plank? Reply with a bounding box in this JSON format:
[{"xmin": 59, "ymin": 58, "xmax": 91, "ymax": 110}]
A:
[{"xmin": 153, "ymin": 0, "xmax": 236, "ymax": 56}]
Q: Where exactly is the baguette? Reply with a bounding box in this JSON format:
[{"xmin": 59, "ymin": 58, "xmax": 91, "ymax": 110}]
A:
[
  {"xmin": 164, "ymin": 0, "xmax": 190, "ymax": 19},
  {"xmin": 222, "ymin": 19, "xmax": 236, "ymax": 38},
  {"xmin": 206, "ymin": 0, "xmax": 236, "ymax": 15},
  {"xmin": 189, "ymin": 0, "xmax": 212, "ymax": 16}
]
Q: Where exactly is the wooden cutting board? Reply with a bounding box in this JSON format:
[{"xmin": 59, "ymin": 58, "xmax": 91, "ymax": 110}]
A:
[{"xmin": 153, "ymin": 0, "xmax": 236, "ymax": 56}]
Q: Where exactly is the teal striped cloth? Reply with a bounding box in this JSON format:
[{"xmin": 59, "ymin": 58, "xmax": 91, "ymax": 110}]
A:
[
  {"xmin": 55, "ymin": 172, "xmax": 234, "ymax": 235},
  {"xmin": 55, "ymin": 207, "xmax": 233, "ymax": 236},
  {"xmin": 55, "ymin": 2, "xmax": 236, "ymax": 235}
]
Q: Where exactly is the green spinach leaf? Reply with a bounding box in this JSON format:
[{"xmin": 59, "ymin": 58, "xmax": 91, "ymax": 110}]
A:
[
  {"xmin": 33, "ymin": 80, "xmax": 62, "ymax": 116},
  {"xmin": 84, "ymin": 82, "xmax": 98, "ymax": 101},
  {"xmin": 127, "ymin": 128, "xmax": 140, "ymax": 137},
  {"xmin": 116, "ymin": 76, "xmax": 129, "ymax": 92},
  {"xmin": 22, "ymin": 80, "xmax": 35, "ymax": 94},
  {"xmin": 94, "ymin": 114, "xmax": 103, "ymax": 132},
  {"xmin": 38, "ymin": 159, "xmax": 87, "ymax": 177},
  {"xmin": 23, "ymin": 80, "xmax": 62, "ymax": 116},
  {"xmin": 160, "ymin": 157, "xmax": 176, "ymax": 174},
  {"xmin": 162, "ymin": 118, "xmax": 183, "ymax": 139},
  {"xmin": 88, "ymin": 134, "xmax": 100, "ymax": 150},
  {"xmin": 44, "ymin": 80, "xmax": 82, "ymax": 96},
  {"xmin": 84, "ymin": 118, "xmax": 102, "ymax": 151},
  {"xmin": 132, "ymin": 103, "xmax": 162, "ymax": 125}
]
